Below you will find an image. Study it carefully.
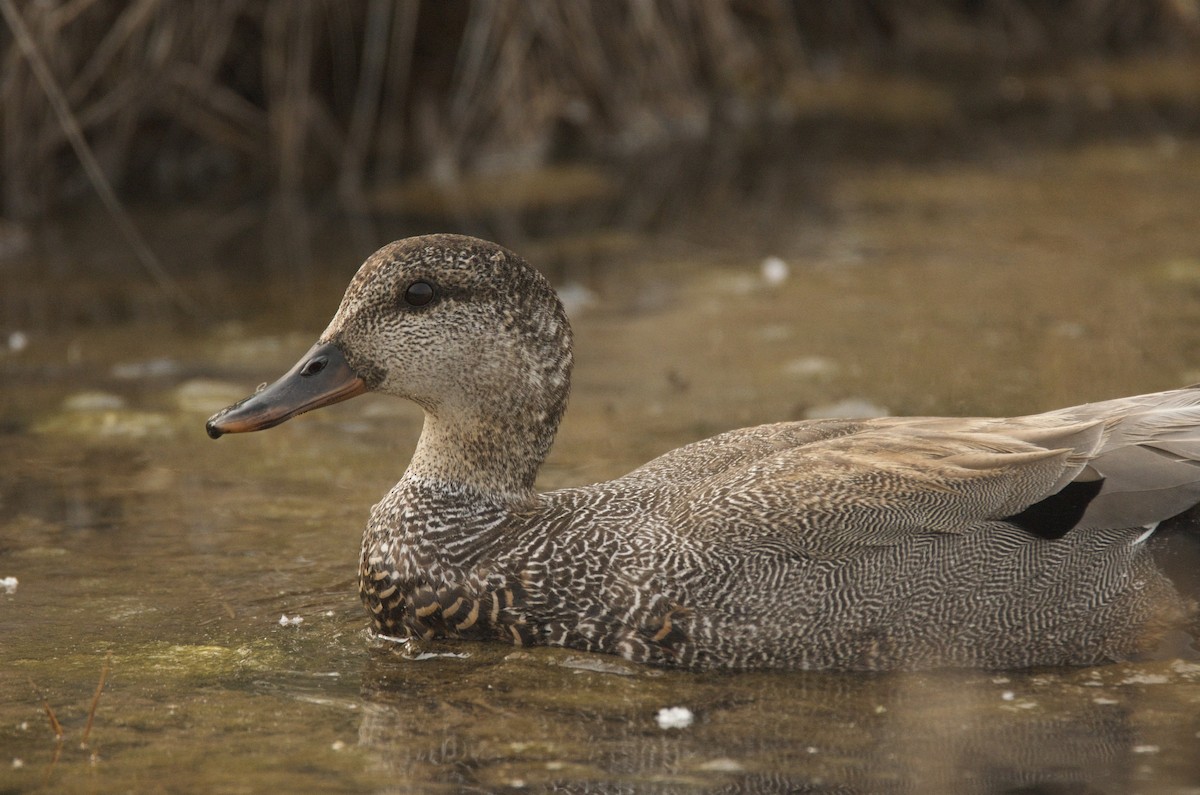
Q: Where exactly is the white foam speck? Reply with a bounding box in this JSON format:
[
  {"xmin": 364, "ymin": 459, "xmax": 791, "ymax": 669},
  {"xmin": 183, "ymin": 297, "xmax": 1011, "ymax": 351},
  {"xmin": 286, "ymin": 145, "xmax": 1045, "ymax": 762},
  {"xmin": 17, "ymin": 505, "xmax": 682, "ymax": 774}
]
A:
[
  {"xmin": 698, "ymin": 757, "xmax": 744, "ymax": 772},
  {"xmin": 656, "ymin": 706, "xmax": 694, "ymax": 729},
  {"xmin": 761, "ymin": 256, "xmax": 789, "ymax": 286},
  {"xmin": 556, "ymin": 282, "xmax": 597, "ymax": 315}
]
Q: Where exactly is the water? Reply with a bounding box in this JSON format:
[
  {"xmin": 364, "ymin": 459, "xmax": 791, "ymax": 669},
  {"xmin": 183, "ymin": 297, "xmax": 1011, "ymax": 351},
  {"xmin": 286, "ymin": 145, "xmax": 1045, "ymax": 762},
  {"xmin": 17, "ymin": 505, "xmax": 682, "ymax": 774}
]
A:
[{"xmin": 5, "ymin": 120, "xmax": 1200, "ymax": 792}]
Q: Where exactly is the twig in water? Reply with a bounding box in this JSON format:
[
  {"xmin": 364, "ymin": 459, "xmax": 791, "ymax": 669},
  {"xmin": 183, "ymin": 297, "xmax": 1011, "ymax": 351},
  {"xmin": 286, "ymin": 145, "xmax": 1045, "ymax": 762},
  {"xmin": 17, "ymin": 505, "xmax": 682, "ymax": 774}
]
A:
[
  {"xmin": 27, "ymin": 676, "xmax": 65, "ymax": 784},
  {"xmin": 27, "ymin": 678, "xmax": 64, "ymax": 740},
  {"xmin": 81, "ymin": 651, "xmax": 112, "ymax": 748},
  {"xmin": 44, "ymin": 739, "xmax": 64, "ymax": 787}
]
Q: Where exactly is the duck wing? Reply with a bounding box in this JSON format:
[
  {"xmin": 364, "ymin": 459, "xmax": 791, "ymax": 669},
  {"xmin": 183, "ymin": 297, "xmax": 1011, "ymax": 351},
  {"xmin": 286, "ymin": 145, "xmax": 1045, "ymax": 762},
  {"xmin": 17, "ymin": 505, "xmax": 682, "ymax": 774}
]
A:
[
  {"xmin": 657, "ymin": 387, "xmax": 1200, "ymax": 556},
  {"xmin": 1027, "ymin": 388, "xmax": 1200, "ymax": 530}
]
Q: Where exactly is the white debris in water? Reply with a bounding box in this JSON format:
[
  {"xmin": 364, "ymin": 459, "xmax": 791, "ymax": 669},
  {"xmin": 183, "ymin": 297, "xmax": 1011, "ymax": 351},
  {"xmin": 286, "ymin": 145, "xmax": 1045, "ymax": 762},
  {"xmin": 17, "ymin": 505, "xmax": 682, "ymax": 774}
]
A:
[
  {"xmin": 377, "ymin": 632, "xmax": 472, "ymax": 660},
  {"xmin": 655, "ymin": 706, "xmax": 694, "ymax": 729},
  {"xmin": 331, "ymin": 740, "xmax": 346, "ymax": 751},
  {"xmin": 1, "ymin": 577, "xmax": 16, "ymax": 595},
  {"xmin": 1000, "ymin": 691, "xmax": 1016, "ymax": 701},
  {"xmin": 406, "ymin": 651, "xmax": 471, "ymax": 661},
  {"xmin": 8, "ymin": 331, "xmax": 27, "ymax": 352},
  {"xmin": 698, "ymin": 757, "xmax": 744, "ymax": 772},
  {"xmin": 804, "ymin": 398, "xmax": 889, "ymax": 420},
  {"xmin": 1121, "ymin": 673, "xmax": 1170, "ymax": 685},
  {"xmin": 278, "ymin": 614, "xmax": 304, "ymax": 627},
  {"xmin": 1093, "ymin": 697, "xmax": 1120, "ymax": 705},
  {"xmin": 761, "ymin": 256, "xmax": 789, "ymax": 286},
  {"xmin": 374, "ymin": 632, "xmax": 408, "ymax": 644},
  {"xmin": 1132, "ymin": 745, "xmax": 1160, "ymax": 754},
  {"xmin": 11, "ymin": 758, "xmax": 23, "ymax": 769},
  {"xmin": 556, "ymin": 282, "xmax": 597, "ymax": 315}
]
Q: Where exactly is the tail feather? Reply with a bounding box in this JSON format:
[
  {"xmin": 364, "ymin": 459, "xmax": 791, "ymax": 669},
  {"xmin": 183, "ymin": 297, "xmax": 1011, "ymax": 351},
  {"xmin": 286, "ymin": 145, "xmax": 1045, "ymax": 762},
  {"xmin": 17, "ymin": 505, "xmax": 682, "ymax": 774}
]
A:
[{"xmin": 1053, "ymin": 389, "xmax": 1200, "ymax": 530}]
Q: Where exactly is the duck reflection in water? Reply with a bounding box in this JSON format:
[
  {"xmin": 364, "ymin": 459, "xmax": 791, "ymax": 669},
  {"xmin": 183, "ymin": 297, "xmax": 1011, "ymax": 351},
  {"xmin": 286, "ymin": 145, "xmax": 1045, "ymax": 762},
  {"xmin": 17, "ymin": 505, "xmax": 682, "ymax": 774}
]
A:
[{"xmin": 354, "ymin": 646, "xmax": 1197, "ymax": 793}]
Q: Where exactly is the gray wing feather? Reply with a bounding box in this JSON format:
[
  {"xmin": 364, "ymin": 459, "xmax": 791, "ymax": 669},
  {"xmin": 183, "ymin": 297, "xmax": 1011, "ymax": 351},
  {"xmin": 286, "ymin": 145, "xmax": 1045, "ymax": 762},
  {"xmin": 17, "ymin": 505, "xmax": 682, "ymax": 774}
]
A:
[{"xmin": 654, "ymin": 387, "xmax": 1200, "ymax": 551}]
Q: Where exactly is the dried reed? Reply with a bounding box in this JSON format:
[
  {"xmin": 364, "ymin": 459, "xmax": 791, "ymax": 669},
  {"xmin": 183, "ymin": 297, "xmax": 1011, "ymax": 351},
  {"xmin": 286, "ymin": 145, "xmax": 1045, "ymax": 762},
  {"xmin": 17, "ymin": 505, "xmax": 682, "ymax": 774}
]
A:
[
  {"xmin": 27, "ymin": 677, "xmax": 64, "ymax": 739},
  {"xmin": 80, "ymin": 650, "xmax": 112, "ymax": 748},
  {"xmin": 0, "ymin": 0, "xmax": 1196, "ymax": 222}
]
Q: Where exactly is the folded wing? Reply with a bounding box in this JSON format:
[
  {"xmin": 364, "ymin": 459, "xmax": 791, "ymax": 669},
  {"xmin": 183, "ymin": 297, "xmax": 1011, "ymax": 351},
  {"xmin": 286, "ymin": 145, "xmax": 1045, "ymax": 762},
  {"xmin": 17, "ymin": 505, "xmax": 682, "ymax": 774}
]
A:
[{"xmin": 670, "ymin": 387, "xmax": 1200, "ymax": 556}]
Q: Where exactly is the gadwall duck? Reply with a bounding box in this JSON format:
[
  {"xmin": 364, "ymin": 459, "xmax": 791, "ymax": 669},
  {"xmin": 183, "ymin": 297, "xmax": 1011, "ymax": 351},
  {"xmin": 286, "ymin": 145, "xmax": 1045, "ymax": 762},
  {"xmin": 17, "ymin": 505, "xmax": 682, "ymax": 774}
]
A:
[{"xmin": 207, "ymin": 234, "xmax": 1200, "ymax": 670}]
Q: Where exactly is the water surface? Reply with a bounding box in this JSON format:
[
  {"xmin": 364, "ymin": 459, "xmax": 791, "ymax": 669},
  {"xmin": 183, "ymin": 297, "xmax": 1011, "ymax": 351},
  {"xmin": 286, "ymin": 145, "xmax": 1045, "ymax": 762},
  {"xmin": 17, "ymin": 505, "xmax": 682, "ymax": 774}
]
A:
[{"xmin": 4, "ymin": 126, "xmax": 1200, "ymax": 792}]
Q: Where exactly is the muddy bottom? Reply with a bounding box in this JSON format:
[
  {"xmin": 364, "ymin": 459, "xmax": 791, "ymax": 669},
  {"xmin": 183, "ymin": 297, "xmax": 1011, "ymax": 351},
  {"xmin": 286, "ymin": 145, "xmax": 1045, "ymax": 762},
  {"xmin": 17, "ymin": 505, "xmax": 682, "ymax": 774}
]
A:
[{"xmin": 5, "ymin": 128, "xmax": 1200, "ymax": 791}]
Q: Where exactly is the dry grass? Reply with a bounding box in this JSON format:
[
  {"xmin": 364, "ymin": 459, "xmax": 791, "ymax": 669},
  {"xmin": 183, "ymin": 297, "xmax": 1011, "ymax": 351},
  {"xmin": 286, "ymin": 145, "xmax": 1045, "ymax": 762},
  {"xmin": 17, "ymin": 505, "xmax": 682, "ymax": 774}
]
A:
[{"xmin": 0, "ymin": 0, "xmax": 1197, "ymax": 220}]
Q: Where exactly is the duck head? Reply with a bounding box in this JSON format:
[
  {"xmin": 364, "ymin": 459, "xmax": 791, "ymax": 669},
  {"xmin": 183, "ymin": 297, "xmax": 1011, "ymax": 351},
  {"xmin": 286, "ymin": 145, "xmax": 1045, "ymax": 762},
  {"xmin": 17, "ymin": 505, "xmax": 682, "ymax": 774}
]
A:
[{"xmin": 207, "ymin": 234, "xmax": 574, "ymax": 497}]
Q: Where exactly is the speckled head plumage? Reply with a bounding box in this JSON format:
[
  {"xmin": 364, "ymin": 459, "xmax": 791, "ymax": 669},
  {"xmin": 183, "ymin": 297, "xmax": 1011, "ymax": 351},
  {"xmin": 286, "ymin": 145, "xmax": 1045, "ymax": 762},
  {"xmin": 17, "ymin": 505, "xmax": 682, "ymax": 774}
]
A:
[
  {"xmin": 323, "ymin": 235, "xmax": 572, "ymax": 409},
  {"xmin": 326, "ymin": 235, "xmax": 574, "ymax": 497},
  {"xmin": 207, "ymin": 234, "xmax": 573, "ymax": 498}
]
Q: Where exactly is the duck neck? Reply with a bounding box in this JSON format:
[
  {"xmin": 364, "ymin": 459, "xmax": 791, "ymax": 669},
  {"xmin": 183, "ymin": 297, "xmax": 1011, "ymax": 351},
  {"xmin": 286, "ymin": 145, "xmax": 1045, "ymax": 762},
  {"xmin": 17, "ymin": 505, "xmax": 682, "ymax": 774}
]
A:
[{"xmin": 405, "ymin": 393, "xmax": 565, "ymax": 505}]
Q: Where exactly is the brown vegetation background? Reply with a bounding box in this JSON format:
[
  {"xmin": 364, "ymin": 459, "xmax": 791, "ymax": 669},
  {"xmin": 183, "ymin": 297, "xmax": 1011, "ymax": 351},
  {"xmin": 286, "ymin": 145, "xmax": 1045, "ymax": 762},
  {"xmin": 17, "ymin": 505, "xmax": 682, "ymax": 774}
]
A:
[{"xmin": 3, "ymin": 0, "xmax": 1198, "ymax": 221}]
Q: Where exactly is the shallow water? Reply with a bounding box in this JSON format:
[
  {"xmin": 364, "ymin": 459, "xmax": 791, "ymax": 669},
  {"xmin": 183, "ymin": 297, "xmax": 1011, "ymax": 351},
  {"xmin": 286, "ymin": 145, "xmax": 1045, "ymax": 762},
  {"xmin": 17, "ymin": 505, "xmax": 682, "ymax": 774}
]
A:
[{"xmin": 6, "ymin": 107, "xmax": 1200, "ymax": 793}]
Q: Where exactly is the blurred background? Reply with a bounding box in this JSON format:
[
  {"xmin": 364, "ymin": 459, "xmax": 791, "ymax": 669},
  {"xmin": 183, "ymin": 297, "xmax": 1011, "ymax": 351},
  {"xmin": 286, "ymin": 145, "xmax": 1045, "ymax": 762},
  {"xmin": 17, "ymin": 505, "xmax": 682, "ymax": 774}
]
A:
[
  {"xmin": 3, "ymin": 0, "xmax": 1199, "ymax": 325},
  {"xmin": 5, "ymin": 3, "xmax": 1200, "ymax": 792}
]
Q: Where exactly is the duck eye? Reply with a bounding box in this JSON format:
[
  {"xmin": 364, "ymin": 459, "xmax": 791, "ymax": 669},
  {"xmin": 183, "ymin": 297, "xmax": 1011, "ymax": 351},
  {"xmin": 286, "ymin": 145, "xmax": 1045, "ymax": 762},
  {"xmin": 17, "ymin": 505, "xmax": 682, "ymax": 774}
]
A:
[{"xmin": 403, "ymin": 281, "xmax": 435, "ymax": 307}]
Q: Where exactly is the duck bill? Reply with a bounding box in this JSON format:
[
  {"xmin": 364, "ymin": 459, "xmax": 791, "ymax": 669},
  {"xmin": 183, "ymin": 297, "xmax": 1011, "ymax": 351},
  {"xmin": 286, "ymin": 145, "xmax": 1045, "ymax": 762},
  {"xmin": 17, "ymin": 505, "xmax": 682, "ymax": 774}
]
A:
[{"xmin": 206, "ymin": 341, "xmax": 367, "ymax": 439}]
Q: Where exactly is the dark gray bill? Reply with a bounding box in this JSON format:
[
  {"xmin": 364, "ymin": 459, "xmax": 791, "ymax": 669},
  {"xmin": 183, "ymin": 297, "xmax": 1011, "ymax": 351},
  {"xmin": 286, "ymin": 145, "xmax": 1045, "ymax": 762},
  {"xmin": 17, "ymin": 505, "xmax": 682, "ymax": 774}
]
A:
[{"xmin": 206, "ymin": 341, "xmax": 367, "ymax": 439}]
